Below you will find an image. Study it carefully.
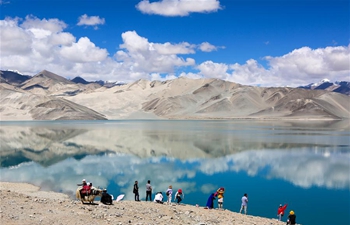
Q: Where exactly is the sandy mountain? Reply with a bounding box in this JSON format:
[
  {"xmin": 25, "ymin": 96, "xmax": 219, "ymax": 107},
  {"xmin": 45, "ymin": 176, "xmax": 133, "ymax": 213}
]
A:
[
  {"xmin": 63, "ymin": 76, "xmax": 350, "ymax": 120},
  {"xmin": 0, "ymin": 83, "xmax": 107, "ymax": 120},
  {"xmin": 19, "ymin": 70, "xmax": 101, "ymax": 96},
  {"xmin": 1, "ymin": 69, "xmax": 349, "ymax": 120}
]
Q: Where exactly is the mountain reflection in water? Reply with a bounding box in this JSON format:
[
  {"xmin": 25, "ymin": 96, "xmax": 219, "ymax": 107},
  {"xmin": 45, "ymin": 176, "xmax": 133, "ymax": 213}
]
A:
[{"xmin": 0, "ymin": 120, "xmax": 349, "ymax": 225}]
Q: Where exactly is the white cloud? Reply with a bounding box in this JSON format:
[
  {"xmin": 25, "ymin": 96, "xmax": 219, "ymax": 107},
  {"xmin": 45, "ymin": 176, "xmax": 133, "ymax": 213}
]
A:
[
  {"xmin": 21, "ymin": 15, "xmax": 67, "ymax": 33},
  {"xmin": 197, "ymin": 60, "xmax": 229, "ymax": 79},
  {"xmin": 136, "ymin": 0, "xmax": 221, "ymax": 16},
  {"xmin": 0, "ymin": 18, "xmax": 32, "ymax": 55},
  {"xmin": 191, "ymin": 45, "xmax": 350, "ymax": 87},
  {"xmin": 230, "ymin": 45, "xmax": 350, "ymax": 86},
  {"xmin": 1, "ymin": 15, "xmax": 348, "ymax": 86},
  {"xmin": 116, "ymin": 31, "xmax": 196, "ymax": 76},
  {"xmin": 60, "ymin": 37, "xmax": 108, "ymax": 63},
  {"xmin": 198, "ymin": 42, "xmax": 218, "ymax": 52},
  {"xmin": 77, "ymin": 14, "xmax": 105, "ymax": 27}
]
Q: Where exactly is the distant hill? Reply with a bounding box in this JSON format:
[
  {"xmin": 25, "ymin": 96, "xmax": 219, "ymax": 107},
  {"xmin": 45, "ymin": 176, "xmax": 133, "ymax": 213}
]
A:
[
  {"xmin": 298, "ymin": 79, "xmax": 350, "ymax": 95},
  {"xmin": 0, "ymin": 70, "xmax": 31, "ymax": 85},
  {"xmin": 71, "ymin": 76, "xmax": 90, "ymax": 84}
]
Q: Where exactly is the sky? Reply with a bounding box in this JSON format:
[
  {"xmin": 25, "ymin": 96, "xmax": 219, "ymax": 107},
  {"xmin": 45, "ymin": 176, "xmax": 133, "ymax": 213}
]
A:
[{"xmin": 0, "ymin": 0, "xmax": 349, "ymax": 87}]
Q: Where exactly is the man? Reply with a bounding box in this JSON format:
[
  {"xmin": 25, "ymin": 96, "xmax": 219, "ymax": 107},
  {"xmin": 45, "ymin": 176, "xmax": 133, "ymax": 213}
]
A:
[
  {"xmin": 77, "ymin": 179, "xmax": 87, "ymax": 186},
  {"xmin": 277, "ymin": 203, "xmax": 288, "ymax": 221},
  {"xmin": 145, "ymin": 180, "xmax": 152, "ymax": 201},
  {"xmin": 239, "ymin": 193, "xmax": 248, "ymax": 214},
  {"xmin": 133, "ymin": 181, "xmax": 140, "ymax": 201}
]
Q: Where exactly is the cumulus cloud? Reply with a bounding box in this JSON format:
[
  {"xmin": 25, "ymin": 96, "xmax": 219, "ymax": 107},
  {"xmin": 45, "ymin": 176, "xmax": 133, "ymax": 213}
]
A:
[
  {"xmin": 77, "ymin": 14, "xmax": 105, "ymax": 28},
  {"xmin": 1, "ymin": 15, "xmax": 348, "ymax": 86},
  {"xmin": 188, "ymin": 45, "xmax": 350, "ymax": 87},
  {"xmin": 60, "ymin": 37, "xmax": 108, "ymax": 63},
  {"xmin": 197, "ymin": 60, "xmax": 229, "ymax": 79},
  {"xmin": 115, "ymin": 31, "xmax": 196, "ymax": 77},
  {"xmin": 136, "ymin": 0, "xmax": 221, "ymax": 16},
  {"xmin": 198, "ymin": 42, "xmax": 219, "ymax": 52},
  {"xmin": 0, "ymin": 16, "xmax": 198, "ymax": 82},
  {"xmin": 229, "ymin": 45, "xmax": 350, "ymax": 86}
]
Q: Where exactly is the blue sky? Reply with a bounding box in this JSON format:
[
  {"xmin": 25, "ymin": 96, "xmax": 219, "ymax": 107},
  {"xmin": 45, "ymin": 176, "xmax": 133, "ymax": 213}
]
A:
[{"xmin": 0, "ymin": 0, "xmax": 349, "ymax": 86}]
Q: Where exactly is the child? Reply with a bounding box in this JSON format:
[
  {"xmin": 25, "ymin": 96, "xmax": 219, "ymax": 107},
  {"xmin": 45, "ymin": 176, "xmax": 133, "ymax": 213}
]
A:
[
  {"xmin": 166, "ymin": 185, "xmax": 173, "ymax": 204},
  {"xmin": 216, "ymin": 187, "xmax": 225, "ymax": 209}
]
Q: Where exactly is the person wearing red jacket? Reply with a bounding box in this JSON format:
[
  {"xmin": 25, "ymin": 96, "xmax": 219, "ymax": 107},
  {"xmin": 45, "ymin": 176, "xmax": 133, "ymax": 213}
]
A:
[{"xmin": 277, "ymin": 203, "xmax": 288, "ymax": 221}]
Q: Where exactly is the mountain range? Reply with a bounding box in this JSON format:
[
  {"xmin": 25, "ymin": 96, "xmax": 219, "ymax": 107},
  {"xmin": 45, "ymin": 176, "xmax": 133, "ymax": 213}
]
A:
[{"xmin": 1, "ymin": 69, "xmax": 349, "ymax": 120}]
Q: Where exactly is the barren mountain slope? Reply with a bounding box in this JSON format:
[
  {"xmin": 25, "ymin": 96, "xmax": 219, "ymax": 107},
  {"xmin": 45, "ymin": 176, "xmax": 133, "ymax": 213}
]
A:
[
  {"xmin": 64, "ymin": 77, "xmax": 350, "ymax": 120},
  {"xmin": 0, "ymin": 83, "xmax": 107, "ymax": 120},
  {"xmin": 19, "ymin": 70, "xmax": 100, "ymax": 96}
]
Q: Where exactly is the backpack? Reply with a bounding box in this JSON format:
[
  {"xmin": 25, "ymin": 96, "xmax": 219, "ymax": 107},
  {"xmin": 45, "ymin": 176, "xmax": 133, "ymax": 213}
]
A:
[{"xmin": 166, "ymin": 190, "xmax": 170, "ymax": 196}]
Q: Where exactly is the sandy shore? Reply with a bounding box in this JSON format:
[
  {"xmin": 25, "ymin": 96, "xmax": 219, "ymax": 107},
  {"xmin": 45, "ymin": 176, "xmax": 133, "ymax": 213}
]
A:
[{"xmin": 0, "ymin": 182, "xmax": 288, "ymax": 225}]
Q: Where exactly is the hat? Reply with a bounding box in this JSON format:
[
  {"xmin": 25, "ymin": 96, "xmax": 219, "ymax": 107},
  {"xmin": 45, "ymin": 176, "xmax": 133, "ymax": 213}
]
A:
[
  {"xmin": 82, "ymin": 179, "xmax": 86, "ymax": 182},
  {"xmin": 178, "ymin": 189, "xmax": 182, "ymax": 193},
  {"xmin": 279, "ymin": 204, "xmax": 282, "ymax": 207},
  {"xmin": 290, "ymin": 210, "xmax": 294, "ymax": 215},
  {"xmin": 87, "ymin": 182, "xmax": 90, "ymax": 186}
]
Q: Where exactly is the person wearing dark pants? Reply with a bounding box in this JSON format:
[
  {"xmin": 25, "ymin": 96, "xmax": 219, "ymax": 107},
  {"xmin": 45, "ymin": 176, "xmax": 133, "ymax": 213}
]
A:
[
  {"xmin": 145, "ymin": 180, "xmax": 152, "ymax": 201},
  {"xmin": 133, "ymin": 181, "xmax": 140, "ymax": 201}
]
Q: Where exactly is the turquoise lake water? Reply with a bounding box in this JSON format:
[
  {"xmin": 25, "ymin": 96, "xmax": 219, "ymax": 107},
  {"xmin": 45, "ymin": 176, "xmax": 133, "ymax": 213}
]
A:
[{"xmin": 0, "ymin": 120, "xmax": 349, "ymax": 225}]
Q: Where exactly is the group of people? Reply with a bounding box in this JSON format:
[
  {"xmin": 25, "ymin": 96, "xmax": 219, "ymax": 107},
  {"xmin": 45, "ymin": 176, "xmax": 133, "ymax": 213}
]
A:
[
  {"xmin": 205, "ymin": 187, "xmax": 225, "ymax": 209},
  {"xmin": 277, "ymin": 204, "xmax": 297, "ymax": 225},
  {"xmin": 78, "ymin": 179, "xmax": 93, "ymax": 197},
  {"xmin": 133, "ymin": 180, "xmax": 185, "ymax": 205},
  {"xmin": 205, "ymin": 191, "xmax": 296, "ymax": 224},
  {"xmin": 92, "ymin": 179, "xmax": 296, "ymax": 224},
  {"xmin": 77, "ymin": 179, "xmax": 113, "ymax": 205}
]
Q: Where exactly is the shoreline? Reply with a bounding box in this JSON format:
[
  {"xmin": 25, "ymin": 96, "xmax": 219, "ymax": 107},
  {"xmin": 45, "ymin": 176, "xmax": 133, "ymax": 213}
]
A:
[{"xmin": 0, "ymin": 182, "xmax": 288, "ymax": 225}]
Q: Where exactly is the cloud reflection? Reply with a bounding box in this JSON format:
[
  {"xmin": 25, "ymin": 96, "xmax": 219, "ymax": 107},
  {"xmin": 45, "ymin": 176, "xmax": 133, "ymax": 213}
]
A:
[{"xmin": 0, "ymin": 148, "xmax": 348, "ymax": 201}]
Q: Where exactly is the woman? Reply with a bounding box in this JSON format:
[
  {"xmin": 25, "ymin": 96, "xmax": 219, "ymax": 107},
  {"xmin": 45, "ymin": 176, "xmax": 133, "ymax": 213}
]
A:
[{"xmin": 205, "ymin": 193, "xmax": 216, "ymax": 209}]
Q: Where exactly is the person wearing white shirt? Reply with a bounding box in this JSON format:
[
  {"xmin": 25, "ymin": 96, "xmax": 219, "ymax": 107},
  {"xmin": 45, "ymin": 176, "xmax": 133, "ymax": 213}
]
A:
[
  {"xmin": 154, "ymin": 192, "xmax": 163, "ymax": 204},
  {"xmin": 239, "ymin": 193, "xmax": 248, "ymax": 214},
  {"xmin": 174, "ymin": 189, "xmax": 184, "ymax": 204}
]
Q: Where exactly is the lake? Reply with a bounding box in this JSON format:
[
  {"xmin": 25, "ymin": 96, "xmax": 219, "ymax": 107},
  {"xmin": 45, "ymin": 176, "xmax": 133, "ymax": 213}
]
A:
[{"xmin": 0, "ymin": 120, "xmax": 349, "ymax": 225}]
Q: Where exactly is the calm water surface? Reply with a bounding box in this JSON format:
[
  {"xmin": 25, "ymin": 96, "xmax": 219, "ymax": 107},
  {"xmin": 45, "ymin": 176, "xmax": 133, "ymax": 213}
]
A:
[{"xmin": 0, "ymin": 120, "xmax": 349, "ymax": 225}]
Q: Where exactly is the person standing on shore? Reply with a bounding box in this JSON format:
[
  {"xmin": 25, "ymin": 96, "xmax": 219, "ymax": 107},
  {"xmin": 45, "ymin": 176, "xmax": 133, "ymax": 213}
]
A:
[
  {"xmin": 166, "ymin": 185, "xmax": 173, "ymax": 204},
  {"xmin": 287, "ymin": 210, "xmax": 296, "ymax": 225},
  {"xmin": 216, "ymin": 187, "xmax": 225, "ymax": 209},
  {"xmin": 145, "ymin": 180, "xmax": 152, "ymax": 201},
  {"xmin": 239, "ymin": 193, "xmax": 248, "ymax": 214},
  {"xmin": 133, "ymin": 181, "xmax": 140, "ymax": 201},
  {"xmin": 277, "ymin": 203, "xmax": 288, "ymax": 221}
]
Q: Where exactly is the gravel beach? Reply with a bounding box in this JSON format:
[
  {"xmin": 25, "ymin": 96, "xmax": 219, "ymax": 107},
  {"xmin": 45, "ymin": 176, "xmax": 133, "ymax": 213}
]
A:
[{"xmin": 0, "ymin": 182, "xmax": 288, "ymax": 225}]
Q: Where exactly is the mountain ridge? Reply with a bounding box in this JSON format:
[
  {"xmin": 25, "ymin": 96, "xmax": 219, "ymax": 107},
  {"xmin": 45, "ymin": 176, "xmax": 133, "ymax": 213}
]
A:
[{"xmin": 1, "ymin": 69, "xmax": 349, "ymax": 121}]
